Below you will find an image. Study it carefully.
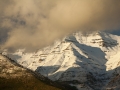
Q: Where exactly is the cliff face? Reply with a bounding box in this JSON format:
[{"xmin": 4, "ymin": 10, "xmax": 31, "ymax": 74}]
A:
[{"xmin": 2, "ymin": 31, "xmax": 120, "ymax": 90}]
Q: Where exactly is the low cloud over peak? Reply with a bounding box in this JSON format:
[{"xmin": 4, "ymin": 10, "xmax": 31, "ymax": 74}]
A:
[{"xmin": 0, "ymin": 0, "xmax": 120, "ymax": 51}]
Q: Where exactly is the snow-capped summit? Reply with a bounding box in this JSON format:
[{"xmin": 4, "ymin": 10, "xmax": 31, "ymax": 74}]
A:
[{"xmin": 2, "ymin": 31, "xmax": 120, "ymax": 90}]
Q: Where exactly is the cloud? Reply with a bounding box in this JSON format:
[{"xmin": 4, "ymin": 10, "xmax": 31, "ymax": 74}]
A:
[{"xmin": 0, "ymin": 0, "xmax": 120, "ymax": 51}]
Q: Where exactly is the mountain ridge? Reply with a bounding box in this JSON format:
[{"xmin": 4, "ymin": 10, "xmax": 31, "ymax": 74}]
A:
[{"xmin": 1, "ymin": 31, "xmax": 120, "ymax": 90}]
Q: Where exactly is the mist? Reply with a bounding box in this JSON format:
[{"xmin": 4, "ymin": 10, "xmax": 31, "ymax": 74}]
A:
[{"xmin": 0, "ymin": 0, "xmax": 120, "ymax": 51}]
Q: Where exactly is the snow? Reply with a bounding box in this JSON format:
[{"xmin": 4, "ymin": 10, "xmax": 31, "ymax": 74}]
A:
[{"xmin": 2, "ymin": 31, "xmax": 120, "ymax": 90}]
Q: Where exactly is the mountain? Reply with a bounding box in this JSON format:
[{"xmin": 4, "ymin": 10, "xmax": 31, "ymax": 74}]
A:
[
  {"xmin": 2, "ymin": 31, "xmax": 120, "ymax": 90},
  {"xmin": 0, "ymin": 54, "xmax": 63, "ymax": 90}
]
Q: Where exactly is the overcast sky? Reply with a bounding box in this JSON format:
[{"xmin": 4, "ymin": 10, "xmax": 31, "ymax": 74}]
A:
[
  {"xmin": 0, "ymin": 0, "xmax": 120, "ymax": 51},
  {"xmin": 108, "ymin": 30, "xmax": 120, "ymax": 35}
]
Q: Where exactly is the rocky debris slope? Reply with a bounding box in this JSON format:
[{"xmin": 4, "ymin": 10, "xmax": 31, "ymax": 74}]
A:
[{"xmin": 2, "ymin": 31, "xmax": 120, "ymax": 90}]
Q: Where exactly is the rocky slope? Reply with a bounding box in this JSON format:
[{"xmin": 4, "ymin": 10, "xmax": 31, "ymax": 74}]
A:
[
  {"xmin": 2, "ymin": 31, "xmax": 120, "ymax": 90},
  {"xmin": 0, "ymin": 55, "xmax": 28, "ymax": 79},
  {"xmin": 0, "ymin": 54, "xmax": 69, "ymax": 90},
  {"xmin": 104, "ymin": 74, "xmax": 120, "ymax": 90}
]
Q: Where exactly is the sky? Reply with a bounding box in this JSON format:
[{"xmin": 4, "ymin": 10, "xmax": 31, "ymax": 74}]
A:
[
  {"xmin": 108, "ymin": 30, "xmax": 120, "ymax": 36},
  {"xmin": 0, "ymin": 0, "xmax": 120, "ymax": 52}
]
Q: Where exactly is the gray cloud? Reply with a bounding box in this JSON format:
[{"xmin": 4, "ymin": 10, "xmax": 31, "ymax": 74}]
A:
[{"xmin": 0, "ymin": 0, "xmax": 120, "ymax": 51}]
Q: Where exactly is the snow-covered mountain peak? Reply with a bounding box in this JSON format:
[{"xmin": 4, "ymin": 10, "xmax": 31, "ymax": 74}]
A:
[{"xmin": 2, "ymin": 31, "xmax": 120, "ymax": 90}]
